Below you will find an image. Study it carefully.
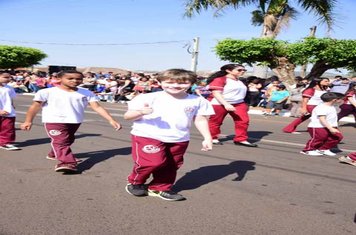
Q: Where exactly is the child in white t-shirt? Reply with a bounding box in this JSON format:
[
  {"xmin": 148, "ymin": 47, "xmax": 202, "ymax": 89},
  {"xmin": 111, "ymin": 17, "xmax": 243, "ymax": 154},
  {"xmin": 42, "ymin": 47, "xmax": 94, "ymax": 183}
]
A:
[
  {"xmin": 124, "ymin": 69, "xmax": 214, "ymax": 201},
  {"xmin": 301, "ymin": 92, "xmax": 344, "ymax": 156},
  {"xmin": 0, "ymin": 72, "xmax": 20, "ymax": 151},
  {"xmin": 21, "ymin": 71, "xmax": 122, "ymax": 173}
]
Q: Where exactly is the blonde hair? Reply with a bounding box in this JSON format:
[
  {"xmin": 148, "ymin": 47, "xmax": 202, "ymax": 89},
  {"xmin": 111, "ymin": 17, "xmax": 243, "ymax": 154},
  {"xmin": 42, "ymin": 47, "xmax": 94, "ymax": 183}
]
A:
[{"xmin": 156, "ymin": 69, "xmax": 197, "ymax": 84}]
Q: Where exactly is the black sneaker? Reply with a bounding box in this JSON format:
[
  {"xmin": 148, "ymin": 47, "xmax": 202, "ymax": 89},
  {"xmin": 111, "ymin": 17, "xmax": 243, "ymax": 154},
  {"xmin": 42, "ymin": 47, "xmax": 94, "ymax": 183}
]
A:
[
  {"xmin": 125, "ymin": 184, "xmax": 148, "ymax": 197},
  {"xmin": 148, "ymin": 189, "xmax": 186, "ymax": 201}
]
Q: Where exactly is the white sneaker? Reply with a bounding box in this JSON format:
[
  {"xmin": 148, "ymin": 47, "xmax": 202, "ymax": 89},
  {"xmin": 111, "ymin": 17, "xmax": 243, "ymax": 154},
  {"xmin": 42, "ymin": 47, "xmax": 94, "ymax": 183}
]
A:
[
  {"xmin": 0, "ymin": 144, "xmax": 21, "ymax": 151},
  {"xmin": 300, "ymin": 150, "xmax": 322, "ymax": 156},
  {"xmin": 291, "ymin": 131, "xmax": 302, "ymax": 135},
  {"xmin": 212, "ymin": 139, "xmax": 223, "ymax": 145},
  {"xmin": 319, "ymin": 149, "xmax": 336, "ymax": 156},
  {"xmin": 338, "ymin": 156, "xmax": 356, "ymax": 166}
]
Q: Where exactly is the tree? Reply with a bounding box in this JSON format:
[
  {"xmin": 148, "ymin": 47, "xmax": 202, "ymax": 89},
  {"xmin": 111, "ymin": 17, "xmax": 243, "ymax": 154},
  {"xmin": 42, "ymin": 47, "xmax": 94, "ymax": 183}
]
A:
[
  {"xmin": 184, "ymin": 0, "xmax": 337, "ymax": 38},
  {"xmin": 215, "ymin": 38, "xmax": 356, "ymax": 84},
  {"xmin": 0, "ymin": 45, "xmax": 47, "ymax": 69}
]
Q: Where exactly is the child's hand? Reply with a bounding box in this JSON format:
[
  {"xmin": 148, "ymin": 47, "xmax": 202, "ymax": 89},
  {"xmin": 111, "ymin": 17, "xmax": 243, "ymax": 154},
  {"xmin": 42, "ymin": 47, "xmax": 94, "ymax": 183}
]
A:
[
  {"xmin": 139, "ymin": 103, "xmax": 153, "ymax": 115},
  {"xmin": 224, "ymin": 104, "xmax": 235, "ymax": 112},
  {"xmin": 109, "ymin": 120, "xmax": 122, "ymax": 131},
  {"xmin": 201, "ymin": 139, "xmax": 212, "ymax": 151},
  {"xmin": 0, "ymin": 110, "xmax": 9, "ymax": 116},
  {"xmin": 328, "ymin": 127, "xmax": 340, "ymax": 134},
  {"xmin": 20, "ymin": 122, "xmax": 32, "ymax": 131}
]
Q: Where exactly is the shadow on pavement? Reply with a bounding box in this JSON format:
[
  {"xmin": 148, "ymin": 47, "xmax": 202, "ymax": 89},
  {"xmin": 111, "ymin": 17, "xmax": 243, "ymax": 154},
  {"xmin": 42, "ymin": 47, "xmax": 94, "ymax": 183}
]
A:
[
  {"xmin": 219, "ymin": 131, "xmax": 272, "ymax": 143},
  {"xmin": 76, "ymin": 147, "xmax": 131, "ymax": 173},
  {"xmin": 173, "ymin": 160, "xmax": 256, "ymax": 192},
  {"xmin": 16, "ymin": 133, "xmax": 101, "ymax": 147}
]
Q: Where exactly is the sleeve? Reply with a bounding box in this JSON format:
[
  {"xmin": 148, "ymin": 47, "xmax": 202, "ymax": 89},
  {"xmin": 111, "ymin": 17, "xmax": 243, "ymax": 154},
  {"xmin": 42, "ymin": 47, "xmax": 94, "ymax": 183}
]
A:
[
  {"xmin": 302, "ymin": 88, "xmax": 314, "ymax": 98},
  {"xmin": 196, "ymin": 97, "xmax": 215, "ymax": 116},
  {"xmin": 8, "ymin": 86, "xmax": 17, "ymax": 99},
  {"xmin": 87, "ymin": 91, "xmax": 100, "ymax": 102},
  {"xmin": 33, "ymin": 89, "xmax": 49, "ymax": 102},
  {"xmin": 208, "ymin": 77, "xmax": 226, "ymax": 91}
]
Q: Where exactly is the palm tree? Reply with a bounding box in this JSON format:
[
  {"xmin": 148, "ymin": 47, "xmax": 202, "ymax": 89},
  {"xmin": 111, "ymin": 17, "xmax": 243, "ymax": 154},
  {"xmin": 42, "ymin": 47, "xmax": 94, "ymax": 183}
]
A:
[{"xmin": 184, "ymin": 0, "xmax": 337, "ymax": 38}]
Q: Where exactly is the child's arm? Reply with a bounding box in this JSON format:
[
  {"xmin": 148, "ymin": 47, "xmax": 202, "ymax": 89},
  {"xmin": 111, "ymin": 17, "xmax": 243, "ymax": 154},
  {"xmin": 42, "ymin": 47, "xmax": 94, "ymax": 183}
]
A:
[
  {"xmin": 21, "ymin": 101, "xmax": 43, "ymax": 130},
  {"xmin": 124, "ymin": 103, "xmax": 153, "ymax": 121},
  {"xmin": 212, "ymin": 90, "xmax": 235, "ymax": 111},
  {"xmin": 318, "ymin": 115, "xmax": 340, "ymax": 134},
  {"xmin": 89, "ymin": 101, "xmax": 122, "ymax": 130},
  {"xmin": 194, "ymin": 115, "xmax": 213, "ymax": 151}
]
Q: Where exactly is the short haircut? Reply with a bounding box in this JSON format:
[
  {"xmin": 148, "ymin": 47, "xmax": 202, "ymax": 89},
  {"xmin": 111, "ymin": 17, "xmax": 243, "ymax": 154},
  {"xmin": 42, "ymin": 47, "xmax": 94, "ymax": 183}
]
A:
[
  {"xmin": 57, "ymin": 70, "xmax": 84, "ymax": 78},
  {"xmin": 320, "ymin": 92, "xmax": 344, "ymax": 102},
  {"xmin": 156, "ymin": 69, "xmax": 197, "ymax": 84}
]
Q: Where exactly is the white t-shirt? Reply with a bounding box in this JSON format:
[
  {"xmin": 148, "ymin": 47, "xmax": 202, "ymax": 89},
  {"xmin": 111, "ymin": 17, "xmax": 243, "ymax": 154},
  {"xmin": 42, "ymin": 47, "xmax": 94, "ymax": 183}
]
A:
[
  {"xmin": 128, "ymin": 91, "xmax": 215, "ymax": 142},
  {"xmin": 307, "ymin": 90, "xmax": 326, "ymax": 105},
  {"xmin": 0, "ymin": 85, "xmax": 16, "ymax": 117},
  {"xmin": 209, "ymin": 77, "xmax": 247, "ymax": 105},
  {"xmin": 34, "ymin": 87, "xmax": 98, "ymax": 123},
  {"xmin": 308, "ymin": 103, "xmax": 338, "ymax": 128}
]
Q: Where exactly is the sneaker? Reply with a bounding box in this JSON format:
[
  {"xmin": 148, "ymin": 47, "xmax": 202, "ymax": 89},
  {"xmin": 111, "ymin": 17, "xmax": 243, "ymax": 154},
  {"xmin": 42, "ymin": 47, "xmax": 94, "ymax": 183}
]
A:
[
  {"xmin": 0, "ymin": 144, "xmax": 21, "ymax": 151},
  {"xmin": 319, "ymin": 149, "xmax": 336, "ymax": 156},
  {"xmin": 125, "ymin": 184, "xmax": 148, "ymax": 197},
  {"xmin": 212, "ymin": 139, "xmax": 223, "ymax": 145},
  {"xmin": 291, "ymin": 132, "xmax": 302, "ymax": 135},
  {"xmin": 338, "ymin": 156, "xmax": 356, "ymax": 167},
  {"xmin": 54, "ymin": 163, "xmax": 78, "ymax": 173},
  {"xmin": 300, "ymin": 150, "xmax": 323, "ymax": 156},
  {"xmin": 148, "ymin": 189, "xmax": 186, "ymax": 201},
  {"xmin": 46, "ymin": 156, "xmax": 83, "ymax": 163}
]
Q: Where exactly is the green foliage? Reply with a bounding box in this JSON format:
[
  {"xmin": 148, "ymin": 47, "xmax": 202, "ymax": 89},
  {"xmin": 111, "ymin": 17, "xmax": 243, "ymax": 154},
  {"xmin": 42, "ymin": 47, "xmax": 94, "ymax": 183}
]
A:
[
  {"xmin": 0, "ymin": 45, "xmax": 47, "ymax": 69},
  {"xmin": 287, "ymin": 38, "xmax": 356, "ymax": 71},
  {"xmin": 215, "ymin": 37, "xmax": 356, "ymax": 71},
  {"xmin": 215, "ymin": 38, "xmax": 287, "ymax": 67}
]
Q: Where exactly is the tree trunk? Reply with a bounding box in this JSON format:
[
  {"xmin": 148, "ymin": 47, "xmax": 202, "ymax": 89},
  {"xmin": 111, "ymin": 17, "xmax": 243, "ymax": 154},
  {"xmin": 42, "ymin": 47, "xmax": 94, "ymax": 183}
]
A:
[
  {"xmin": 272, "ymin": 57, "xmax": 296, "ymax": 85},
  {"xmin": 304, "ymin": 61, "xmax": 332, "ymax": 80}
]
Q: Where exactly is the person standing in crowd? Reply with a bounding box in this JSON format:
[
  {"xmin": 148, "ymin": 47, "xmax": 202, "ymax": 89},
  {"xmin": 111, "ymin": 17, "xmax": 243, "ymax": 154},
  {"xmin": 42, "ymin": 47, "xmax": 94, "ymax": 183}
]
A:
[
  {"xmin": 246, "ymin": 76, "xmax": 263, "ymax": 107},
  {"xmin": 337, "ymin": 82, "xmax": 356, "ymax": 124},
  {"xmin": 20, "ymin": 71, "xmax": 122, "ymax": 173},
  {"xmin": 124, "ymin": 69, "xmax": 214, "ymax": 201},
  {"xmin": 289, "ymin": 78, "xmax": 308, "ymax": 118},
  {"xmin": 300, "ymin": 92, "xmax": 344, "ymax": 156},
  {"xmin": 0, "ymin": 72, "xmax": 20, "ymax": 151},
  {"xmin": 283, "ymin": 77, "xmax": 330, "ymax": 134},
  {"xmin": 207, "ymin": 64, "xmax": 257, "ymax": 147},
  {"xmin": 330, "ymin": 76, "xmax": 350, "ymax": 94}
]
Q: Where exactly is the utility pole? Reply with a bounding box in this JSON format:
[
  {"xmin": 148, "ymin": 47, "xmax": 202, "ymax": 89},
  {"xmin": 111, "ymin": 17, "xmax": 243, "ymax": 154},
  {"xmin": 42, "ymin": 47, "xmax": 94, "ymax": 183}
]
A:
[
  {"xmin": 191, "ymin": 37, "xmax": 200, "ymax": 72},
  {"xmin": 301, "ymin": 26, "xmax": 317, "ymax": 77}
]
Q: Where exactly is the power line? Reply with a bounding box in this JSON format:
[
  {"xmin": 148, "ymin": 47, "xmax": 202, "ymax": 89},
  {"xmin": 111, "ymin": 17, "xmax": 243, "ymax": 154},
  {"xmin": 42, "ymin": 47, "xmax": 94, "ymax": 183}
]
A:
[{"xmin": 0, "ymin": 39, "xmax": 189, "ymax": 46}]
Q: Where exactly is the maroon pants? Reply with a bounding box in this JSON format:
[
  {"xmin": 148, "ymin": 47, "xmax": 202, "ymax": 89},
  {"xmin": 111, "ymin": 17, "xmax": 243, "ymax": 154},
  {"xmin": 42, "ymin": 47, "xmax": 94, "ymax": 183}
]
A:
[
  {"xmin": 128, "ymin": 135, "xmax": 189, "ymax": 191},
  {"xmin": 44, "ymin": 123, "xmax": 81, "ymax": 164},
  {"xmin": 0, "ymin": 117, "xmax": 16, "ymax": 146},
  {"xmin": 338, "ymin": 104, "xmax": 356, "ymax": 121},
  {"xmin": 303, "ymin": 127, "xmax": 343, "ymax": 151},
  {"xmin": 209, "ymin": 102, "xmax": 249, "ymax": 142},
  {"xmin": 283, "ymin": 105, "xmax": 316, "ymax": 133}
]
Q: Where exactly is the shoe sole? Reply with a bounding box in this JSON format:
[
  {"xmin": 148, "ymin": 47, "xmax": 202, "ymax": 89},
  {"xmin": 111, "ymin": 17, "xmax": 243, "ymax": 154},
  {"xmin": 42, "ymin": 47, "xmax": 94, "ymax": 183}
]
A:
[
  {"xmin": 148, "ymin": 190, "xmax": 186, "ymax": 201},
  {"xmin": 300, "ymin": 151, "xmax": 322, "ymax": 156},
  {"xmin": 0, "ymin": 147, "xmax": 21, "ymax": 151},
  {"xmin": 55, "ymin": 167, "xmax": 78, "ymax": 173},
  {"xmin": 47, "ymin": 156, "xmax": 83, "ymax": 163},
  {"xmin": 339, "ymin": 157, "xmax": 356, "ymax": 166},
  {"xmin": 125, "ymin": 184, "xmax": 147, "ymax": 197}
]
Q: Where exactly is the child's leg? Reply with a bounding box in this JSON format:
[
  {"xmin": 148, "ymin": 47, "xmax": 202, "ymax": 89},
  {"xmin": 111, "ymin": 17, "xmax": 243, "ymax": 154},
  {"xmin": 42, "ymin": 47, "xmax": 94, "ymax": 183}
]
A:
[
  {"xmin": 319, "ymin": 131, "xmax": 343, "ymax": 150},
  {"xmin": 127, "ymin": 135, "xmax": 167, "ymax": 185},
  {"xmin": 44, "ymin": 123, "xmax": 80, "ymax": 164},
  {"xmin": 149, "ymin": 141, "xmax": 189, "ymax": 191},
  {"xmin": 0, "ymin": 117, "xmax": 16, "ymax": 146},
  {"xmin": 303, "ymin": 127, "xmax": 328, "ymax": 151}
]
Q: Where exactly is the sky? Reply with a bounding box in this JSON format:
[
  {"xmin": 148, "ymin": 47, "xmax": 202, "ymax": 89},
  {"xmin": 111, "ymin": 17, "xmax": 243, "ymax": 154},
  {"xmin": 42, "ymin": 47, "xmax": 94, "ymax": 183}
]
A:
[{"xmin": 1, "ymin": 0, "xmax": 355, "ymax": 73}]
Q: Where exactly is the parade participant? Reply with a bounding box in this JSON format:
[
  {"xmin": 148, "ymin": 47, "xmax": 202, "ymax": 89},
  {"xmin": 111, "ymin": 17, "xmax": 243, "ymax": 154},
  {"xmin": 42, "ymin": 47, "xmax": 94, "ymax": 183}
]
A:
[
  {"xmin": 0, "ymin": 72, "xmax": 20, "ymax": 151},
  {"xmin": 300, "ymin": 92, "xmax": 344, "ymax": 156},
  {"xmin": 124, "ymin": 69, "xmax": 214, "ymax": 201},
  {"xmin": 21, "ymin": 70, "xmax": 121, "ymax": 173},
  {"xmin": 283, "ymin": 77, "xmax": 330, "ymax": 134},
  {"xmin": 337, "ymin": 83, "xmax": 356, "ymax": 123},
  {"xmin": 207, "ymin": 64, "xmax": 257, "ymax": 147}
]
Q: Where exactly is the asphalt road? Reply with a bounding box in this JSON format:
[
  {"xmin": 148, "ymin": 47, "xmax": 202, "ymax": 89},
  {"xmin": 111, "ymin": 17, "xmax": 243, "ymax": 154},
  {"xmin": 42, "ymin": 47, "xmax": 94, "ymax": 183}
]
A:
[{"xmin": 0, "ymin": 94, "xmax": 355, "ymax": 235}]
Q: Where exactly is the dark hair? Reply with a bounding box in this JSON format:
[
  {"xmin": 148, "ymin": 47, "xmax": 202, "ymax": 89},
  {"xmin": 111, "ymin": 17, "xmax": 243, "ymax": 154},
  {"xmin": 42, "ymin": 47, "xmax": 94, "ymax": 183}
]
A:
[
  {"xmin": 57, "ymin": 70, "xmax": 84, "ymax": 78},
  {"xmin": 277, "ymin": 84, "xmax": 286, "ymax": 89},
  {"xmin": 306, "ymin": 77, "xmax": 329, "ymax": 90},
  {"xmin": 207, "ymin": 64, "xmax": 244, "ymax": 84},
  {"xmin": 320, "ymin": 92, "xmax": 344, "ymax": 102}
]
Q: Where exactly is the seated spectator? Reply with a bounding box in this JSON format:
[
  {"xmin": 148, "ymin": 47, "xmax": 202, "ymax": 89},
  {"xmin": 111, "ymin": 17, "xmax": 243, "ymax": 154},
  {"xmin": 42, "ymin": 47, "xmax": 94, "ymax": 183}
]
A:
[{"xmin": 264, "ymin": 84, "xmax": 290, "ymax": 116}]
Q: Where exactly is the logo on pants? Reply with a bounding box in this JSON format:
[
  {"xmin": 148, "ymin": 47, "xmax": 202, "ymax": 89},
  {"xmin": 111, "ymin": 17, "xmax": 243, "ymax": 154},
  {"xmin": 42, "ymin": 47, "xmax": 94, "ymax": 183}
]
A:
[
  {"xmin": 142, "ymin": 145, "xmax": 160, "ymax": 154},
  {"xmin": 49, "ymin": 130, "xmax": 61, "ymax": 136}
]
